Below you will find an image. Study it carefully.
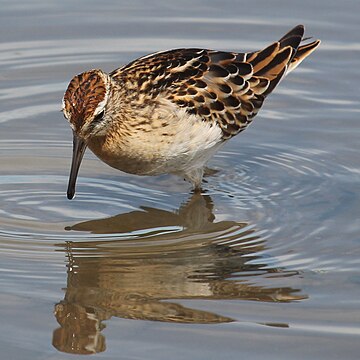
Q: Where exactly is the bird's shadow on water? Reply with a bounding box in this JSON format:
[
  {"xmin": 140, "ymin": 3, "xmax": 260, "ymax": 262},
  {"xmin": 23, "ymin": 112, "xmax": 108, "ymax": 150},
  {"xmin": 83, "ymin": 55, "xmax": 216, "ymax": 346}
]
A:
[{"xmin": 53, "ymin": 193, "xmax": 307, "ymax": 355}]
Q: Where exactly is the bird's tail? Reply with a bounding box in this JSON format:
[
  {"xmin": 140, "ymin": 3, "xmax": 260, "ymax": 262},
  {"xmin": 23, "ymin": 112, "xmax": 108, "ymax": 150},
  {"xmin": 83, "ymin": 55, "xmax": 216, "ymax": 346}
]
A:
[{"xmin": 246, "ymin": 25, "xmax": 321, "ymax": 95}]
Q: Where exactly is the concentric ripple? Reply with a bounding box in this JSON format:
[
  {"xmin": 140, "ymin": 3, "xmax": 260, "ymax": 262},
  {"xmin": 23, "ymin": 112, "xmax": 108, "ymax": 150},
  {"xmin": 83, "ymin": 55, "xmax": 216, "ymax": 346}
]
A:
[
  {"xmin": 0, "ymin": 6, "xmax": 360, "ymax": 358},
  {"xmin": 1, "ymin": 138, "xmax": 312, "ymax": 310},
  {"xmin": 0, "ymin": 169, "xmax": 169, "ymax": 241},
  {"xmin": 211, "ymin": 143, "xmax": 347, "ymax": 207},
  {"xmin": 207, "ymin": 142, "xmax": 360, "ymax": 273}
]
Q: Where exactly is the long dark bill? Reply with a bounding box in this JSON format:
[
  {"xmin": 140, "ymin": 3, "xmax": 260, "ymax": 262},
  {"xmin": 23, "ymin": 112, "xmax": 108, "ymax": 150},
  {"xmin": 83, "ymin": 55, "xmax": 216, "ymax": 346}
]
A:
[{"xmin": 67, "ymin": 131, "xmax": 87, "ymax": 200}]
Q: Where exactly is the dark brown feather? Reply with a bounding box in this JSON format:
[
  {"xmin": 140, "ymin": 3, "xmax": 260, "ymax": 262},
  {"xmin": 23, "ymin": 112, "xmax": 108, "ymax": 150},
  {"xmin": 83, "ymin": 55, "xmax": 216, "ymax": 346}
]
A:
[
  {"xmin": 63, "ymin": 71, "xmax": 107, "ymax": 131},
  {"xmin": 110, "ymin": 25, "xmax": 319, "ymax": 139}
]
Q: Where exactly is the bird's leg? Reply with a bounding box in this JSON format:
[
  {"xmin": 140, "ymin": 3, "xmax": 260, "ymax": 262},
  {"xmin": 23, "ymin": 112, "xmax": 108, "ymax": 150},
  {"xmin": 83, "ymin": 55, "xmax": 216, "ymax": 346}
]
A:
[{"xmin": 182, "ymin": 168, "xmax": 204, "ymax": 192}]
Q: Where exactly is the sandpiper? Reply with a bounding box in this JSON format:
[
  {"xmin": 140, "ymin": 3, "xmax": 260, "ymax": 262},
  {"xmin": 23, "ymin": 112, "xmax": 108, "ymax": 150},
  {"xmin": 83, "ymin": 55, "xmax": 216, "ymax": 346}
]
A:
[{"xmin": 62, "ymin": 25, "xmax": 320, "ymax": 199}]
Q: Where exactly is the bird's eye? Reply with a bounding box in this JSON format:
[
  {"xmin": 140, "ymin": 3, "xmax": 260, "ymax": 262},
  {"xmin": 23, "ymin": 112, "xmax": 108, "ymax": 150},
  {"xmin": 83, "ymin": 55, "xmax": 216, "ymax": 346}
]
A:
[{"xmin": 93, "ymin": 110, "xmax": 105, "ymax": 123}]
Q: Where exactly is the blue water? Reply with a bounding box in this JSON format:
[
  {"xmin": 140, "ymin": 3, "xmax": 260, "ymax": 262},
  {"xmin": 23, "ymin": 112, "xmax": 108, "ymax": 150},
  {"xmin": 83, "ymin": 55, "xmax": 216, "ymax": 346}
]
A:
[{"xmin": 0, "ymin": 0, "xmax": 359, "ymax": 359}]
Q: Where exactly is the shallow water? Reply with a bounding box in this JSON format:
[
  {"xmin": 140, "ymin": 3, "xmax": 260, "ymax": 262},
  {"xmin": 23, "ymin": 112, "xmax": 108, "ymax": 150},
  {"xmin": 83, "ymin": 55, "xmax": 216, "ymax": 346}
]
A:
[{"xmin": 1, "ymin": 0, "xmax": 360, "ymax": 359}]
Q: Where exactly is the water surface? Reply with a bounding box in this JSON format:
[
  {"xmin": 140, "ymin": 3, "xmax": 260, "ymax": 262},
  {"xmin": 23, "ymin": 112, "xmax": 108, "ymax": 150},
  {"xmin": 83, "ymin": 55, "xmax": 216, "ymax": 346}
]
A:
[{"xmin": 1, "ymin": 1, "xmax": 360, "ymax": 359}]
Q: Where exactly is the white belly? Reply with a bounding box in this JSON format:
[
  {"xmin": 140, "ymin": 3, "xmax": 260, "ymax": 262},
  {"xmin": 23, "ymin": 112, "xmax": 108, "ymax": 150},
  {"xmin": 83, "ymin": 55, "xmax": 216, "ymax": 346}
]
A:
[
  {"xmin": 154, "ymin": 108, "xmax": 224, "ymax": 174},
  {"xmin": 89, "ymin": 100, "xmax": 224, "ymax": 186}
]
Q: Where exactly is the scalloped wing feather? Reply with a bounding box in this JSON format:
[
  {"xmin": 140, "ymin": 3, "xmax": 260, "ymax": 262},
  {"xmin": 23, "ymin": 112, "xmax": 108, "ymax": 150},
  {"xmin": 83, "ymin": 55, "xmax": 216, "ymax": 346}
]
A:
[{"xmin": 110, "ymin": 25, "xmax": 320, "ymax": 139}]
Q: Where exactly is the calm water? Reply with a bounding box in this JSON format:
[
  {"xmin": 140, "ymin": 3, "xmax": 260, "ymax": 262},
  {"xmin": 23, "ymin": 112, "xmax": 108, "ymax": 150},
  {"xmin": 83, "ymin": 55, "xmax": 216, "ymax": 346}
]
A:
[{"xmin": 1, "ymin": 0, "xmax": 360, "ymax": 359}]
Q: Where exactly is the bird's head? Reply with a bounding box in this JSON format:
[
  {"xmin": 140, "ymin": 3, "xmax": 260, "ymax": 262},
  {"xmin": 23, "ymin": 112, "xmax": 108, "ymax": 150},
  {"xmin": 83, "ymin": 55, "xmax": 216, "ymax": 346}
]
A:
[
  {"xmin": 62, "ymin": 69, "xmax": 111, "ymax": 138},
  {"xmin": 62, "ymin": 69, "xmax": 111, "ymax": 200}
]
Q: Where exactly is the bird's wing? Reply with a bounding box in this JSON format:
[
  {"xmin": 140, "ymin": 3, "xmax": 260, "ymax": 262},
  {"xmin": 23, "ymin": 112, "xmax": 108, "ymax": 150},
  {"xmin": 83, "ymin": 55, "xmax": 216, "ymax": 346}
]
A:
[{"xmin": 111, "ymin": 25, "xmax": 319, "ymax": 139}]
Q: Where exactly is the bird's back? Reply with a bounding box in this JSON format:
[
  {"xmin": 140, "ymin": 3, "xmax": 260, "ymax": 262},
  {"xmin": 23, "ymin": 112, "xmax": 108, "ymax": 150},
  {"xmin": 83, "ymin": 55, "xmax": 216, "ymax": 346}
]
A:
[{"xmin": 110, "ymin": 25, "xmax": 320, "ymax": 140}]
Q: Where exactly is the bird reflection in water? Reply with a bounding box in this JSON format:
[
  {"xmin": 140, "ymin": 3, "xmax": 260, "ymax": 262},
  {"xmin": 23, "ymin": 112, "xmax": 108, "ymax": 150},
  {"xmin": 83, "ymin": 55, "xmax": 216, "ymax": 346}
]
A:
[{"xmin": 53, "ymin": 193, "xmax": 306, "ymax": 354}]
